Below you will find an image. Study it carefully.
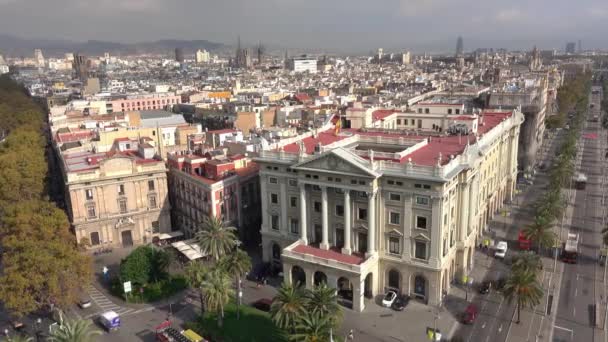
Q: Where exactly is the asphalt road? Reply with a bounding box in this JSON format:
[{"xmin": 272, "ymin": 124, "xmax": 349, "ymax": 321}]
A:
[
  {"xmin": 454, "ymin": 119, "xmax": 567, "ymax": 342},
  {"xmin": 552, "ymin": 86, "xmax": 605, "ymax": 342}
]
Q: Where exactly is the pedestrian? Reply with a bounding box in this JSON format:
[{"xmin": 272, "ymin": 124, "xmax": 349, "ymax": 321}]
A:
[{"xmin": 348, "ymin": 329, "xmax": 354, "ymax": 340}]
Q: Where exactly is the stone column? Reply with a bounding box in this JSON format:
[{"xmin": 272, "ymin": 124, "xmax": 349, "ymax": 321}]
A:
[
  {"xmin": 467, "ymin": 179, "xmax": 475, "ymax": 236},
  {"xmin": 280, "ymin": 181, "xmax": 288, "ymax": 233},
  {"xmin": 459, "ymin": 181, "xmax": 470, "ymax": 241},
  {"xmin": 342, "ymin": 190, "xmax": 352, "ymax": 255},
  {"xmin": 366, "ymin": 191, "xmax": 376, "ymax": 256},
  {"xmin": 353, "ymin": 278, "xmax": 365, "ymax": 312},
  {"xmin": 299, "ymin": 184, "xmax": 308, "ymax": 245},
  {"xmin": 320, "ymin": 186, "xmax": 330, "ymax": 250},
  {"xmin": 260, "ymin": 176, "xmax": 268, "ymax": 233}
]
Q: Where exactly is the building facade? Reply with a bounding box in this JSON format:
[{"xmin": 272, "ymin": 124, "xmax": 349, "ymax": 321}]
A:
[
  {"xmin": 287, "ymin": 57, "xmax": 318, "ymax": 74},
  {"xmin": 167, "ymin": 153, "xmax": 260, "ymax": 243},
  {"xmin": 110, "ymin": 94, "xmax": 182, "ymax": 113},
  {"xmin": 60, "ymin": 147, "xmax": 173, "ymax": 248},
  {"xmin": 255, "ymin": 109, "xmax": 523, "ymax": 312}
]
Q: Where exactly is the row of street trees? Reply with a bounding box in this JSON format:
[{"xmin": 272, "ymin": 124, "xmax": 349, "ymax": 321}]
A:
[
  {"xmin": 0, "ymin": 76, "xmax": 92, "ymax": 318},
  {"xmin": 184, "ymin": 217, "xmax": 251, "ymax": 327},
  {"xmin": 506, "ymin": 73, "xmax": 591, "ymax": 323}
]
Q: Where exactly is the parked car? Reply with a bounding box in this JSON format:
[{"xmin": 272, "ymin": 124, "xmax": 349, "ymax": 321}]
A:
[
  {"xmin": 462, "ymin": 304, "xmax": 478, "ymax": 324},
  {"xmin": 98, "ymin": 311, "xmax": 120, "ymax": 332},
  {"xmin": 10, "ymin": 320, "xmax": 25, "ymax": 332},
  {"xmin": 251, "ymin": 298, "xmax": 273, "ymax": 312},
  {"xmin": 391, "ymin": 296, "xmax": 410, "ymax": 311},
  {"xmin": 495, "ymin": 241, "xmax": 508, "ymax": 259},
  {"xmin": 381, "ymin": 291, "xmax": 397, "ymax": 307},
  {"xmin": 478, "ymin": 281, "xmax": 491, "ymax": 294},
  {"xmin": 78, "ymin": 297, "xmax": 92, "ymax": 309}
]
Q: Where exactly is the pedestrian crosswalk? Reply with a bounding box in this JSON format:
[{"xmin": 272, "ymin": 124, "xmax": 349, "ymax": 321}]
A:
[{"xmin": 85, "ymin": 285, "xmax": 135, "ymax": 318}]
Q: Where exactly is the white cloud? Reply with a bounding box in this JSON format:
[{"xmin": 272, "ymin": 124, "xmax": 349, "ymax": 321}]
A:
[
  {"xmin": 398, "ymin": 0, "xmax": 446, "ymax": 17},
  {"xmin": 496, "ymin": 9, "xmax": 524, "ymax": 23},
  {"xmin": 587, "ymin": 7, "xmax": 608, "ymax": 18}
]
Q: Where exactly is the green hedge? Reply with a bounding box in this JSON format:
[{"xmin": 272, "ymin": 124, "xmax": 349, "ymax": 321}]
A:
[{"xmin": 109, "ymin": 275, "xmax": 188, "ymax": 303}]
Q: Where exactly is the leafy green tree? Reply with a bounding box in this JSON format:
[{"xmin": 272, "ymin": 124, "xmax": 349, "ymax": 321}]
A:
[
  {"xmin": 270, "ymin": 283, "xmax": 307, "ymax": 333},
  {"xmin": 0, "ymin": 201, "xmax": 92, "ymax": 317},
  {"xmin": 185, "ymin": 262, "xmax": 210, "ymax": 316},
  {"xmin": 502, "ymin": 270, "xmax": 543, "ymax": 324},
  {"xmin": 149, "ymin": 248, "xmax": 172, "ymax": 283},
  {"xmin": 218, "ymin": 248, "xmax": 251, "ymax": 319},
  {"xmin": 202, "ymin": 269, "xmax": 234, "ymax": 327},
  {"xmin": 119, "ymin": 246, "xmax": 154, "ymax": 286},
  {"xmin": 195, "ymin": 217, "xmax": 237, "ymax": 261},
  {"xmin": 289, "ymin": 311, "xmax": 333, "ymax": 342},
  {"xmin": 47, "ymin": 319, "xmax": 102, "ymax": 342},
  {"xmin": 119, "ymin": 245, "xmax": 171, "ymax": 286},
  {"xmin": 306, "ymin": 283, "xmax": 342, "ymax": 326}
]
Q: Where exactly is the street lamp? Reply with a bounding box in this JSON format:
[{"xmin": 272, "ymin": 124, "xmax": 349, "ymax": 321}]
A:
[{"xmin": 35, "ymin": 317, "xmax": 42, "ymax": 342}]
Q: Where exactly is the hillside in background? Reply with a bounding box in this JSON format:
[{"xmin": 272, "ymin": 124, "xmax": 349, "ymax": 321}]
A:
[{"xmin": 0, "ymin": 35, "xmax": 226, "ymax": 57}]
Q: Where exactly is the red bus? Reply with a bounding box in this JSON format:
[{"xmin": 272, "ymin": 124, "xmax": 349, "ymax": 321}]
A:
[{"xmin": 518, "ymin": 231, "xmax": 531, "ymax": 250}]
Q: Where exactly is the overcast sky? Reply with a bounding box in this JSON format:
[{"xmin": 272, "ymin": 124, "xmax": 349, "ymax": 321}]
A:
[{"xmin": 1, "ymin": 0, "xmax": 607, "ymax": 53}]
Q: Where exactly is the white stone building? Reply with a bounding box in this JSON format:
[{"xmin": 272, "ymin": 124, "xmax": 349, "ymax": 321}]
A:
[{"xmin": 254, "ymin": 108, "xmax": 523, "ymax": 312}]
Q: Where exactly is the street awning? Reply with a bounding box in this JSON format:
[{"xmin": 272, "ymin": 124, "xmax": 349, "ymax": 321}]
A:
[
  {"xmin": 159, "ymin": 231, "xmax": 184, "ymax": 240},
  {"xmin": 171, "ymin": 240, "xmax": 206, "ymax": 261}
]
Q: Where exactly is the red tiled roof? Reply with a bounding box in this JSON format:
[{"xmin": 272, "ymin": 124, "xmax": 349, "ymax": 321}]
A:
[
  {"xmin": 56, "ymin": 130, "xmax": 94, "ymax": 143},
  {"xmin": 292, "ymin": 244, "xmax": 365, "ymax": 265},
  {"xmin": 403, "ymin": 135, "xmax": 471, "ymax": 166},
  {"xmin": 452, "ymin": 116, "xmax": 476, "ymax": 121},
  {"xmin": 279, "ymin": 111, "xmax": 514, "ymax": 167},
  {"xmin": 282, "ymin": 129, "xmax": 349, "ymax": 154},
  {"xmin": 295, "ymin": 93, "xmax": 312, "ymax": 103},
  {"xmin": 372, "ymin": 109, "xmax": 396, "ymax": 121}
]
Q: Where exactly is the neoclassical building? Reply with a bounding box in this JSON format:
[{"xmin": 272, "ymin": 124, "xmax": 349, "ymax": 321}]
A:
[
  {"xmin": 59, "ymin": 141, "xmax": 172, "ymax": 248},
  {"xmin": 254, "ymin": 108, "xmax": 524, "ymax": 312}
]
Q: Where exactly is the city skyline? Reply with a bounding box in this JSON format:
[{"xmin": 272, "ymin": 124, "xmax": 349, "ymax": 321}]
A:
[{"xmin": 0, "ymin": 0, "xmax": 607, "ymax": 53}]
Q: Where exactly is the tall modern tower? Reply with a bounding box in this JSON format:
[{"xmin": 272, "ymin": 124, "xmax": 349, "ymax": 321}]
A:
[
  {"xmin": 455, "ymin": 36, "xmax": 464, "ymax": 57},
  {"xmin": 175, "ymin": 48, "xmax": 184, "ymax": 63}
]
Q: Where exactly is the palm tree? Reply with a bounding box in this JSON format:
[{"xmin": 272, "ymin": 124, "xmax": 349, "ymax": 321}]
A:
[
  {"xmin": 202, "ymin": 269, "xmax": 234, "ymax": 328},
  {"xmin": 150, "ymin": 247, "xmax": 172, "ymax": 283},
  {"xmin": 511, "ymin": 252, "xmax": 542, "ymax": 274},
  {"xmin": 523, "ymin": 215, "xmax": 555, "ymax": 254},
  {"xmin": 289, "ymin": 311, "xmax": 333, "ymax": 342},
  {"xmin": 47, "ymin": 319, "xmax": 102, "ymax": 342},
  {"xmin": 270, "ymin": 283, "xmax": 307, "ymax": 333},
  {"xmin": 306, "ymin": 283, "xmax": 341, "ymax": 325},
  {"xmin": 502, "ymin": 270, "xmax": 543, "ymax": 324},
  {"xmin": 185, "ymin": 262, "xmax": 210, "ymax": 316},
  {"xmin": 195, "ymin": 216, "xmax": 237, "ymax": 261},
  {"xmin": 8, "ymin": 336, "xmax": 33, "ymax": 342},
  {"xmin": 218, "ymin": 248, "xmax": 252, "ymax": 319}
]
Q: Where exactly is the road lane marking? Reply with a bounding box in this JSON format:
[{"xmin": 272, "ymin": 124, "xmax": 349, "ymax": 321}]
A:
[{"xmin": 554, "ymin": 325, "xmax": 574, "ymax": 333}]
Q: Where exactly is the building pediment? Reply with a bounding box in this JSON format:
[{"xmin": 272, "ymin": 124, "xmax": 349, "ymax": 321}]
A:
[
  {"xmin": 413, "ymin": 233, "xmax": 431, "ymax": 242},
  {"xmin": 292, "ymin": 148, "xmax": 380, "ymax": 178},
  {"xmin": 385, "ymin": 229, "xmax": 404, "ymax": 237},
  {"xmin": 100, "ymin": 156, "xmax": 135, "ymax": 177}
]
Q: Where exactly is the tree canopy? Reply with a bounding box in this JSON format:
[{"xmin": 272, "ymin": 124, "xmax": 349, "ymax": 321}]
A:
[{"xmin": 0, "ymin": 76, "xmax": 92, "ymax": 318}]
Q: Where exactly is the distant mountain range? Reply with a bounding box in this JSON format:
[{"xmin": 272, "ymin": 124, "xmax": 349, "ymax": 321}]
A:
[{"xmin": 0, "ymin": 35, "xmax": 226, "ymax": 58}]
